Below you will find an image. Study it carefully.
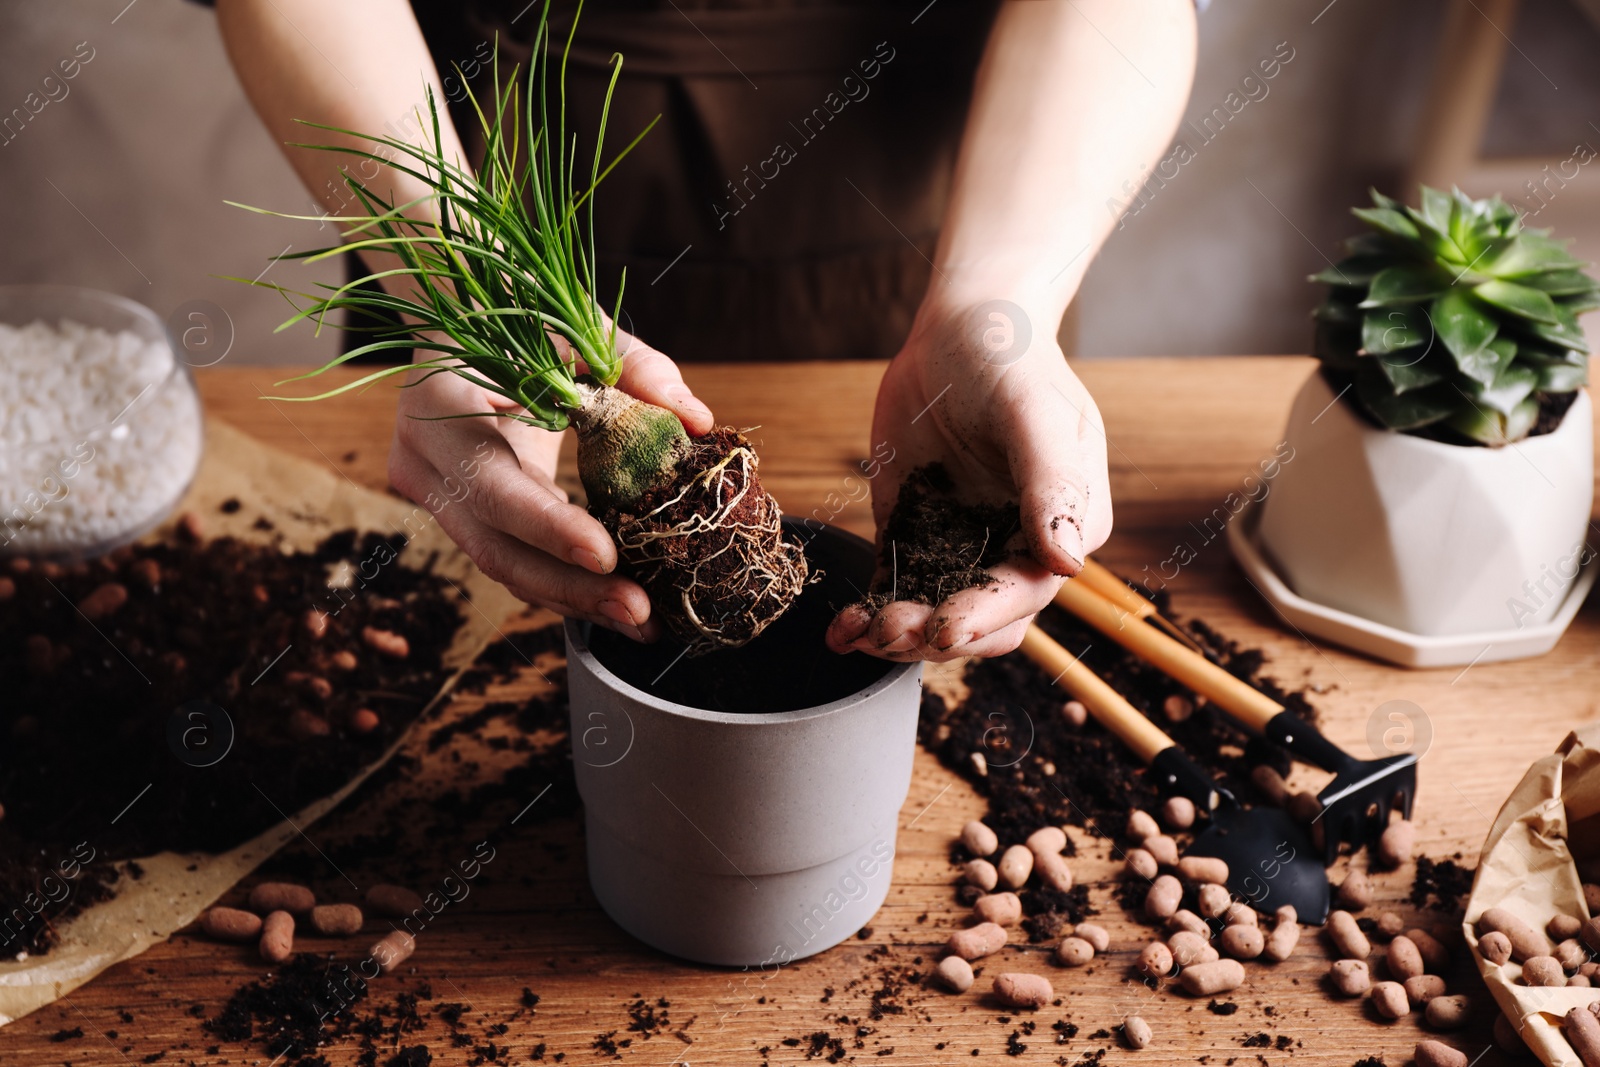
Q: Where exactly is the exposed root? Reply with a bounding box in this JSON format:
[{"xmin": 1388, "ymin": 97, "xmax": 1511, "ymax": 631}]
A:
[{"xmin": 604, "ymin": 428, "xmax": 812, "ymax": 654}]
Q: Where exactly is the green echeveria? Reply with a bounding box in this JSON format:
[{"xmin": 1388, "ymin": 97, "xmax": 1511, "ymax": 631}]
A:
[{"xmin": 1311, "ymin": 185, "xmax": 1598, "ymax": 445}]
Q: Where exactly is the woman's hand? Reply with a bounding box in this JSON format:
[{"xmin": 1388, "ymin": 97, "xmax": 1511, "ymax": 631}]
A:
[
  {"xmin": 825, "ymin": 299, "xmax": 1112, "ymax": 661},
  {"xmin": 387, "ymin": 332, "xmax": 713, "ymax": 639}
]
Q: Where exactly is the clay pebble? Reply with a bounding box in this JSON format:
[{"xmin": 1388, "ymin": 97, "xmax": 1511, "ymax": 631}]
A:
[{"xmin": 993, "ymin": 972, "xmax": 1053, "ymax": 1008}]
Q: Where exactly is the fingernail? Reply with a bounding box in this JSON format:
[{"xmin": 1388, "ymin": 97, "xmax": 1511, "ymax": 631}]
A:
[
  {"xmin": 1051, "ymin": 514, "xmax": 1085, "ymax": 570},
  {"xmin": 670, "ymin": 387, "xmax": 712, "ymax": 424},
  {"xmin": 572, "ymin": 547, "xmax": 609, "ymax": 574},
  {"xmin": 598, "ymin": 599, "xmax": 636, "ymax": 627}
]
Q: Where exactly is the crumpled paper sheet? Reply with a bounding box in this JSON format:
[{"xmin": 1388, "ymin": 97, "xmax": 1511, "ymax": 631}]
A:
[
  {"xmin": 0, "ymin": 419, "xmax": 520, "ymax": 1026},
  {"xmin": 1466, "ymin": 725, "xmax": 1600, "ymax": 1065}
]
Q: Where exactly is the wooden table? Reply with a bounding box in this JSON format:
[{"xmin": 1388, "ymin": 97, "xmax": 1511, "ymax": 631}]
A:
[{"xmin": 6, "ymin": 357, "xmax": 1597, "ymax": 1066}]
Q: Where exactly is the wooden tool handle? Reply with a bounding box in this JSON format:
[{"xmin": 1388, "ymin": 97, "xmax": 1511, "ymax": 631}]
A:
[
  {"xmin": 1079, "ymin": 558, "xmax": 1157, "ymax": 620},
  {"xmin": 1053, "ymin": 578, "xmax": 1285, "ymax": 731},
  {"xmin": 1017, "ymin": 626, "xmax": 1174, "ymax": 766}
]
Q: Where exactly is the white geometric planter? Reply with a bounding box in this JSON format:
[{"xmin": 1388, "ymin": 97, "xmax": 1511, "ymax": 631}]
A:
[
  {"xmin": 1255, "ymin": 370, "xmax": 1594, "ymax": 640},
  {"xmin": 565, "ymin": 522, "xmax": 924, "ymax": 966}
]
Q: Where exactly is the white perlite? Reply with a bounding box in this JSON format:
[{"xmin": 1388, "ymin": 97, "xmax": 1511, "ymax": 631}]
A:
[{"xmin": 0, "ymin": 319, "xmax": 202, "ymax": 554}]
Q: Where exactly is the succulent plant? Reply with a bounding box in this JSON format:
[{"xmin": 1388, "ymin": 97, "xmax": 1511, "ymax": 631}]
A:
[{"xmin": 1311, "ymin": 185, "xmax": 1598, "ymax": 445}]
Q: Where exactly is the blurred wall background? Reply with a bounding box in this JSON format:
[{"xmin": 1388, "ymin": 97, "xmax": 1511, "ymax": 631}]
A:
[{"xmin": 2, "ymin": 0, "xmax": 1598, "ymax": 364}]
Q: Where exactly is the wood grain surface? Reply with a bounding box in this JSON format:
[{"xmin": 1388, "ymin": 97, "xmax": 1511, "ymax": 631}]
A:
[{"xmin": 4, "ymin": 356, "xmax": 1597, "ymax": 1067}]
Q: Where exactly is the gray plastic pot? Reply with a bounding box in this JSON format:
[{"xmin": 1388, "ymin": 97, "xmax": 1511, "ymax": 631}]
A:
[{"xmin": 565, "ymin": 521, "xmax": 923, "ymax": 967}]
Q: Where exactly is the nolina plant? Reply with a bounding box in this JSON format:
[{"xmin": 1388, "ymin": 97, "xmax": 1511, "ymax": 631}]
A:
[
  {"xmin": 230, "ymin": 2, "xmax": 808, "ymax": 653},
  {"xmin": 1312, "ymin": 185, "xmax": 1598, "ymax": 445}
]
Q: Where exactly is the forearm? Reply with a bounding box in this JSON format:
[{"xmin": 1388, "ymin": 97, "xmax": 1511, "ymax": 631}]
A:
[
  {"xmin": 215, "ymin": 0, "xmax": 464, "ymax": 277},
  {"xmin": 927, "ymin": 0, "xmax": 1197, "ymax": 326}
]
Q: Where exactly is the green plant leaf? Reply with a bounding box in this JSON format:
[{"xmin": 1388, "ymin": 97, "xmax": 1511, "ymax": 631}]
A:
[
  {"xmin": 1354, "ymin": 360, "xmax": 1457, "ymax": 430},
  {"xmin": 1473, "ymin": 278, "xmax": 1561, "ymax": 324},
  {"xmin": 1353, "ymin": 206, "xmax": 1420, "ymax": 242},
  {"xmin": 1562, "ymin": 288, "xmax": 1600, "ymax": 315},
  {"xmin": 1445, "ymin": 396, "xmax": 1538, "ymax": 445},
  {"xmin": 1309, "ymin": 255, "xmax": 1392, "ymax": 287},
  {"xmin": 1483, "ymin": 233, "xmax": 1582, "ymax": 277},
  {"xmin": 1361, "ymin": 306, "xmax": 1431, "ymax": 354},
  {"xmin": 1429, "ymin": 288, "xmax": 1498, "ymax": 365},
  {"xmin": 1376, "ymin": 351, "xmax": 1446, "ymax": 393},
  {"xmin": 1419, "ymin": 185, "xmax": 1455, "ymax": 234},
  {"xmin": 1455, "ymin": 336, "xmax": 1516, "ymax": 387},
  {"xmin": 1360, "ymin": 263, "xmax": 1452, "ymax": 307},
  {"xmin": 1467, "ymin": 362, "xmax": 1539, "ymax": 416},
  {"xmin": 1535, "ymin": 361, "xmax": 1589, "ymax": 391},
  {"xmin": 1517, "ymin": 268, "xmax": 1596, "ymax": 296},
  {"xmin": 1516, "ymin": 301, "xmax": 1591, "ymax": 354}
]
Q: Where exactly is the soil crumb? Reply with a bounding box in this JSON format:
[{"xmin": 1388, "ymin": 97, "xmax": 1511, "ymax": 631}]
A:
[{"xmin": 864, "ymin": 463, "xmax": 1019, "ymax": 609}]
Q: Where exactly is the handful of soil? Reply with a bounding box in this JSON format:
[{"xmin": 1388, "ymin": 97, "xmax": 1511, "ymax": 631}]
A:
[
  {"xmin": 861, "ymin": 463, "xmax": 1020, "ymax": 611},
  {"xmin": 0, "ymin": 525, "xmax": 462, "ymax": 956}
]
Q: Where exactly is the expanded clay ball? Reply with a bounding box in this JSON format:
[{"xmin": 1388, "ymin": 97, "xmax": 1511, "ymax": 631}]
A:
[
  {"xmin": 1162, "ymin": 694, "xmax": 1193, "ymax": 722},
  {"xmin": 974, "ymin": 891, "xmax": 1022, "ymax": 926},
  {"xmin": 1550, "ymin": 914, "xmax": 1585, "ymax": 941},
  {"xmin": 963, "ymin": 858, "xmax": 999, "ymax": 891},
  {"xmin": 1176, "ymin": 856, "xmax": 1228, "ymax": 885},
  {"xmin": 201, "ymin": 907, "xmax": 262, "ymax": 942},
  {"xmin": 1160, "ymin": 796, "xmax": 1196, "ymax": 830},
  {"xmin": 1329, "ymin": 959, "xmax": 1370, "ymax": 997},
  {"xmin": 1167, "ymin": 909, "xmax": 1209, "ymax": 937},
  {"xmin": 1145, "ymin": 875, "xmax": 1182, "ymax": 920},
  {"xmin": 1414, "ymin": 1041, "xmax": 1468, "ymax": 1067},
  {"xmin": 1403, "ymin": 975, "xmax": 1446, "ymax": 1007},
  {"xmin": 1565, "ymin": 1007, "xmax": 1600, "ymax": 1067},
  {"xmin": 1523, "ymin": 956, "xmax": 1566, "ymax": 987},
  {"xmin": 948, "ymin": 922, "xmax": 1007, "ymax": 961},
  {"xmin": 1407, "ymin": 927, "xmax": 1450, "ymax": 971},
  {"xmin": 1377, "ymin": 819, "xmax": 1416, "ymax": 868},
  {"xmin": 1168, "ymin": 931, "xmax": 1217, "ymax": 967},
  {"xmin": 960, "ymin": 820, "xmax": 999, "ymax": 857},
  {"xmin": 1370, "ymin": 981, "xmax": 1410, "ymax": 1019},
  {"xmin": 259, "ymin": 911, "xmax": 294, "ymax": 964},
  {"xmin": 1138, "ymin": 941, "xmax": 1174, "ymax": 980},
  {"xmin": 1478, "ymin": 908, "xmax": 1549, "ymax": 962},
  {"xmin": 1062, "ymin": 699, "xmax": 1088, "ymax": 727},
  {"xmin": 1425, "ymin": 995, "xmax": 1470, "ymax": 1030},
  {"xmin": 1122, "ymin": 1016, "xmax": 1153, "ymax": 1050},
  {"xmin": 310, "ymin": 904, "xmax": 363, "ymax": 936},
  {"xmin": 1264, "ymin": 907, "xmax": 1300, "ymax": 963},
  {"xmin": 1386, "ymin": 936, "xmax": 1424, "ymax": 981},
  {"xmin": 1585, "ymin": 883, "xmax": 1600, "ymax": 913},
  {"xmin": 935, "ymin": 955, "xmax": 974, "ymax": 993},
  {"xmin": 1375, "ymin": 911, "xmax": 1406, "ymax": 939},
  {"xmin": 1178, "ymin": 960, "xmax": 1245, "ymax": 996},
  {"xmin": 1223, "ymin": 903, "xmax": 1258, "ymax": 928},
  {"xmin": 1326, "ymin": 910, "xmax": 1370, "ymax": 959},
  {"xmin": 371, "ymin": 929, "xmax": 415, "ymax": 974},
  {"xmin": 1055, "ymin": 936, "xmax": 1094, "ymax": 967},
  {"xmin": 1556, "ymin": 938, "xmax": 1587, "ymax": 972},
  {"xmin": 1197, "ymin": 883, "xmax": 1232, "ymax": 920},
  {"xmin": 1479, "ymin": 930, "xmax": 1513, "ymax": 965},
  {"xmin": 997, "ymin": 845, "xmax": 1034, "ymax": 889},
  {"xmin": 1074, "ymin": 923, "xmax": 1110, "ymax": 953},
  {"xmin": 1125, "ymin": 848, "xmax": 1158, "ymax": 880},
  {"xmin": 365, "ymin": 884, "xmax": 425, "ymax": 918},
  {"xmin": 1142, "ymin": 834, "xmax": 1180, "ymax": 867},
  {"xmin": 1220, "ymin": 924, "xmax": 1264, "ymax": 961},
  {"xmin": 1250, "ymin": 764, "xmax": 1288, "ymax": 806},
  {"xmin": 1034, "ymin": 851, "xmax": 1075, "ymax": 893},
  {"xmin": 1025, "ymin": 826, "xmax": 1067, "ymax": 856},
  {"xmin": 1337, "ymin": 868, "xmax": 1373, "ymax": 910},
  {"xmin": 993, "ymin": 972, "xmax": 1053, "ymax": 1009},
  {"xmin": 249, "ymin": 882, "xmax": 315, "ymax": 915},
  {"xmin": 1126, "ymin": 810, "xmax": 1159, "ymax": 840}
]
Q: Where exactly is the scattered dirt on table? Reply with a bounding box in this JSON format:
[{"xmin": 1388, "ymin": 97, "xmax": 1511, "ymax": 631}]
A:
[
  {"xmin": 1410, "ymin": 854, "xmax": 1475, "ymax": 911},
  {"xmin": 0, "ymin": 520, "xmax": 462, "ymax": 956},
  {"xmin": 863, "ymin": 463, "xmax": 1020, "ymax": 610}
]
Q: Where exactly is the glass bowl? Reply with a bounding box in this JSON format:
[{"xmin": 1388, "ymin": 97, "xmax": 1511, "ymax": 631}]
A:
[{"xmin": 0, "ymin": 285, "xmax": 204, "ymax": 560}]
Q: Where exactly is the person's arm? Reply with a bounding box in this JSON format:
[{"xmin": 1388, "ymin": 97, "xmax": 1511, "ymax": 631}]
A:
[
  {"xmin": 829, "ymin": 0, "xmax": 1197, "ymax": 661},
  {"xmin": 215, "ymin": 0, "xmax": 712, "ymax": 638}
]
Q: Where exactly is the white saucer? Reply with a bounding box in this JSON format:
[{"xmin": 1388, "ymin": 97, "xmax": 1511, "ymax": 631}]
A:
[{"xmin": 1226, "ymin": 499, "xmax": 1599, "ymax": 669}]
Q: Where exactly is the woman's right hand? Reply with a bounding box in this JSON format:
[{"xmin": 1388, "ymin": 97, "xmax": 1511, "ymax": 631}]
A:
[{"xmin": 387, "ymin": 335, "xmax": 714, "ymax": 639}]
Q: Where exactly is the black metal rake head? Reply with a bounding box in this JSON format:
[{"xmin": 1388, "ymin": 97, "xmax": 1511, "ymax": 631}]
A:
[{"xmin": 1313, "ymin": 751, "xmax": 1418, "ymax": 867}]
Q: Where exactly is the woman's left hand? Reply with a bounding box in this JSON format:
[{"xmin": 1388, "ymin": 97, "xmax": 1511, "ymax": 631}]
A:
[{"xmin": 825, "ymin": 298, "xmax": 1112, "ymax": 662}]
